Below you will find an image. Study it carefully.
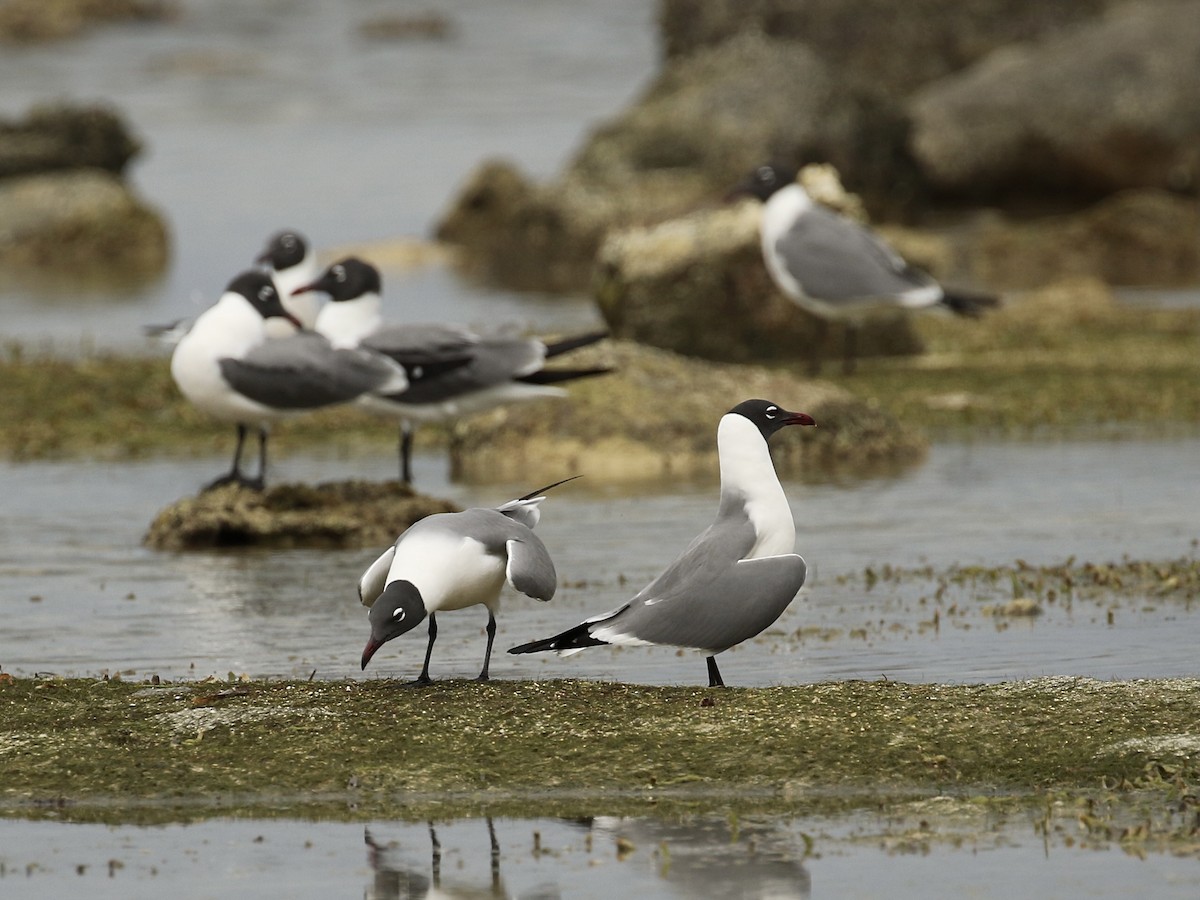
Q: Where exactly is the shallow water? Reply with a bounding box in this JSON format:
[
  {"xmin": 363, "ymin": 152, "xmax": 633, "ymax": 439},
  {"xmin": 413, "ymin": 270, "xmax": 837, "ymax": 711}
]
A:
[
  {"xmin": 1, "ymin": 813, "xmax": 1197, "ymax": 899},
  {"xmin": 1, "ymin": 438, "xmax": 1197, "ymax": 685},
  {"xmin": 0, "ymin": 0, "xmax": 653, "ymax": 350}
]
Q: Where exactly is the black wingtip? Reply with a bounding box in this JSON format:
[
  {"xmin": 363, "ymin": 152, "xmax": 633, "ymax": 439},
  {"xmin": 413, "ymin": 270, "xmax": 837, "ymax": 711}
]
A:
[
  {"xmin": 941, "ymin": 289, "xmax": 1001, "ymax": 318},
  {"xmin": 542, "ymin": 330, "xmax": 610, "ymax": 357},
  {"xmin": 515, "ymin": 475, "xmax": 583, "ymax": 503}
]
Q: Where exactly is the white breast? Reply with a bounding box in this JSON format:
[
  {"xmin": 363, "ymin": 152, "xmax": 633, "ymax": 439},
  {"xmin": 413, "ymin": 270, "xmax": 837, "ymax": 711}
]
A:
[
  {"xmin": 170, "ymin": 293, "xmax": 276, "ymax": 423},
  {"xmin": 388, "ymin": 530, "xmax": 506, "ymax": 613},
  {"xmin": 315, "ymin": 294, "xmax": 383, "ymax": 349},
  {"xmin": 717, "ymin": 414, "xmax": 796, "ymax": 559}
]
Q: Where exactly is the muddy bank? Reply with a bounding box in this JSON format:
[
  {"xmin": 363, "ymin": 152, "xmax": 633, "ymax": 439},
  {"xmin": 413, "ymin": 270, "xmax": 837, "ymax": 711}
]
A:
[{"xmin": 1, "ymin": 675, "xmax": 1197, "ymax": 829}]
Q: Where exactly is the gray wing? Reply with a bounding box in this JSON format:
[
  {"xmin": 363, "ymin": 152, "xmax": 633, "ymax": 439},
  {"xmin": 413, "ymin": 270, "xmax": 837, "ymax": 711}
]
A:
[
  {"xmin": 374, "ymin": 336, "xmax": 547, "ymax": 405},
  {"xmin": 633, "ymin": 510, "xmax": 757, "ymax": 604},
  {"xmin": 219, "ymin": 333, "xmax": 404, "ymax": 409},
  {"xmin": 361, "ymin": 323, "xmax": 479, "ymax": 368},
  {"xmin": 597, "ymin": 554, "xmax": 807, "ymax": 653},
  {"xmin": 505, "ymin": 535, "xmax": 556, "ymax": 602},
  {"xmin": 776, "ymin": 204, "xmax": 939, "ymax": 302}
]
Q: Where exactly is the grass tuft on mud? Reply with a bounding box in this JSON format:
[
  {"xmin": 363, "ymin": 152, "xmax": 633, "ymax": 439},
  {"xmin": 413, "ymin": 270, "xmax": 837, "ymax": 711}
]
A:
[{"xmin": 2, "ymin": 676, "xmax": 1198, "ymax": 827}]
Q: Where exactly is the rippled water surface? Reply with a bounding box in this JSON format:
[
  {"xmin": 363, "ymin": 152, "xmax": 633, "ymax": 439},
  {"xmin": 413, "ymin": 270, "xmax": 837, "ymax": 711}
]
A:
[
  {"xmin": 2, "ymin": 813, "xmax": 1198, "ymax": 900},
  {"xmin": 2, "ymin": 439, "xmax": 1197, "ymax": 685}
]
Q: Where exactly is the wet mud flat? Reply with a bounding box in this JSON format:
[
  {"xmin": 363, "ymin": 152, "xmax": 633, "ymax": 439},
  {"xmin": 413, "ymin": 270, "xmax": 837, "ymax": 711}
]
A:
[{"xmin": 2, "ymin": 675, "xmax": 1197, "ymax": 855}]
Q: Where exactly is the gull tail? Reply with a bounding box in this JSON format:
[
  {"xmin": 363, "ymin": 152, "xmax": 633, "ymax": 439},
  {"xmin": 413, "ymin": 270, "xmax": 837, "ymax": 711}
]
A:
[
  {"xmin": 543, "ymin": 330, "xmax": 609, "ymax": 358},
  {"xmin": 940, "ymin": 288, "xmax": 1000, "ymax": 318},
  {"xmin": 509, "ymin": 621, "xmax": 609, "ymax": 655}
]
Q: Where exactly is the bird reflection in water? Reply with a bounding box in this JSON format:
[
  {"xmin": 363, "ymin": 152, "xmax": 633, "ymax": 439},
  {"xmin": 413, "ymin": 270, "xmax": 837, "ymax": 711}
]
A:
[
  {"xmin": 364, "ymin": 818, "xmax": 562, "ymax": 900},
  {"xmin": 363, "ymin": 816, "xmax": 808, "ymax": 899}
]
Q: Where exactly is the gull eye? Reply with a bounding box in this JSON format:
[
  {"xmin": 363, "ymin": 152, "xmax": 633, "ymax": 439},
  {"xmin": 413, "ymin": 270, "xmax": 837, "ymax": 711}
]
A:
[
  {"xmin": 332, "ymin": 264, "xmax": 346, "ymax": 282},
  {"xmin": 757, "ymin": 166, "xmax": 774, "ymax": 184},
  {"xmin": 282, "ymin": 235, "xmax": 296, "ymax": 248},
  {"xmin": 765, "ymin": 406, "xmax": 778, "ymax": 419},
  {"xmin": 392, "ymin": 608, "xmax": 405, "ymax": 620},
  {"xmin": 257, "ymin": 286, "xmax": 274, "ymax": 302}
]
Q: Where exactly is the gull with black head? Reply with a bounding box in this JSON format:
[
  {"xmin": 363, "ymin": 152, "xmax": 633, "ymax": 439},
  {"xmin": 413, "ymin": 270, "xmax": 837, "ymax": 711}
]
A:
[
  {"xmin": 297, "ymin": 256, "xmax": 611, "ymax": 484},
  {"xmin": 509, "ymin": 400, "xmax": 814, "ymax": 687},
  {"xmin": 170, "ymin": 269, "xmax": 408, "ymax": 491},
  {"xmin": 732, "ymin": 163, "xmax": 998, "ymax": 374},
  {"xmin": 255, "ymin": 228, "xmax": 323, "ymax": 329},
  {"xmin": 359, "ymin": 477, "xmax": 573, "ymax": 684}
]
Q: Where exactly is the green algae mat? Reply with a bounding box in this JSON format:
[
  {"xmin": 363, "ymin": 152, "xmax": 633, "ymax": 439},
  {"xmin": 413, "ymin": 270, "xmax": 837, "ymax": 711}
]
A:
[{"xmin": 3, "ymin": 676, "xmax": 1198, "ymax": 831}]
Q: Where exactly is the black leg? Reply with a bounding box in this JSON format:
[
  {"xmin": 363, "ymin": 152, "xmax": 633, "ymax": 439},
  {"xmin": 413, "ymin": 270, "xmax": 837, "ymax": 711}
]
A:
[
  {"xmin": 250, "ymin": 426, "xmax": 268, "ymax": 490},
  {"xmin": 203, "ymin": 423, "xmax": 249, "ymax": 491},
  {"xmin": 476, "ymin": 611, "xmax": 497, "ymax": 681},
  {"xmin": 706, "ymin": 655, "xmax": 725, "ymax": 688},
  {"xmin": 842, "ymin": 322, "xmax": 859, "ymax": 376},
  {"xmin": 400, "ymin": 422, "xmax": 415, "ymax": 485},
  {"xmin": 429, "ymin": 821, "xmax": 441, "ymax": 888},
  {"xmin": 414, "ymin": 613, "xmax": 437, "ymax": 685},
  {"xmin": 487, "ymin": 816, "xmax": 500, "ymax": 890}
]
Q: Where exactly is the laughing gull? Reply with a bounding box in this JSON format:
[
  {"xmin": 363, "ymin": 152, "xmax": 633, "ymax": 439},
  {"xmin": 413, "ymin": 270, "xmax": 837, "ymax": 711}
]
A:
[
  {"xmin": 297, "ymin": 256, "xmax": 611, "ymax": 484},
  {"xmin": 732, "ymin": 163, "xmax": 998, "ymax": 375},
  {"xmin": 170, "ymin": 269, "xmax": 408, "ymax": 491},
  {"xmin": 358, "ymin": 478, "xmax": 574, "ymax": 683},
  {"xmin": 510, "ymin": 400, "xmax": 814, "ymax": 687},
  {"xmin": 255, "ymin": 229, "xmax": 323, "ymax": 329}
]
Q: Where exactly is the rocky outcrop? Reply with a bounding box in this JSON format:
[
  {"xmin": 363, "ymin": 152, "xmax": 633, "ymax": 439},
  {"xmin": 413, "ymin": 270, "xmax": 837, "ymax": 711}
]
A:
[
  {"xmin": 0, "ymin": 0, "xmax": 173, "ymax": 44},
  {"xmin": 144, "ymin": 481, "xmax": 459, "ymax": 551},
  {"xmin": 451, "ymin": 341, "xmax": 928, "ymax": 483},
  {"xmin": 909, "ymin": 0, "xmax": 1200, "ymax": 202},
  {"xmin": 0, "ymin": 104, "xmax": 168, "ymax": 276},
  {"xmin": 438, "ymin": 33, "xmax": 886, "ymax": 292},
  {"xmin": 656, "ymin": 0, "xmax": 1114, "ymax": 95},
  {"xmin": 0, "ymin": 104, "xmax": 140, "ymax": 177},
  {"xmin": 0, "ymin": 169, "xmax": 169, "ymax": 274}
]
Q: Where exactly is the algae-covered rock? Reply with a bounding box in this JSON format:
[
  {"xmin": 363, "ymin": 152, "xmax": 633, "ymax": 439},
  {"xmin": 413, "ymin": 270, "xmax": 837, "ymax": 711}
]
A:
[
  {"xmin": 452, "ymin": 341, "xmax": 927, "ymax": 482},
  {"xmin": 0, "ymin": 103, "xmax": 141, "ymax": 177},
  {"xmin": 594, "ymin": 202, "xmax": 924, "ymax": 366},
  {"xmin": 0, "ymin": 0, "xmax": 173, "ymax": 44},
  {"xmin": 0, "ymin": 169, "xmax": 169, "ymax": 275},
  {"xmin": 144, "ymin": 480, "xmax": 459, "ymax": 551}
]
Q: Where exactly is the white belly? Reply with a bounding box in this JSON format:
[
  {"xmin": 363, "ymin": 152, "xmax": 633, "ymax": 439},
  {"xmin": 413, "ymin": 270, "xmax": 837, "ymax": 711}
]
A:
[{"xmin": 389, "ymin": 531, "xmax": 506, "ymax": 613}]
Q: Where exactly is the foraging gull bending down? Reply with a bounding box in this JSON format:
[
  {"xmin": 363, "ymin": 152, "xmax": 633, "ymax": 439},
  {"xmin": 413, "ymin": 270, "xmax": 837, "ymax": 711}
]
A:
[
  {"xmin": 732, "ymin": 163, "xmax": 998, "ymax": 375},
  {"xmin": 255, "ymin": 228, "xmax": 323, "ymax": 330},
  {"xmin": 169, "ymin": 269, "xmax": 408, "ymax": 491},
  {"xmin": 298, "ymin": 256, "xmax": 612, "ymax": 484},
  {"xmin": 358, "ymin": 477, "xmax": 574, "ymax": 683},
  {"xmin": 509, "ymin": 400, "xmax": 814, "ymax": 687}
]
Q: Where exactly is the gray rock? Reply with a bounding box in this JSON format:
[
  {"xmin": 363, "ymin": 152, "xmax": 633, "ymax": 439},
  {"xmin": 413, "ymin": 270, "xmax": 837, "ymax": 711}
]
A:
[
  {"xmin": 0, "ymin": 170, "xmax": 169, "ymax": 276},
  {"xmin": 0, "ymin": 103, "xmax": 140, "ymax": 178},
  {"xmin": 909, "ymin": 0, "xmax": 1200, "ymax": 200},
  {"xmin": 438, "ymin": 33, "xmax": 876, "ymax": 292},
  {"xmin": 658, "ymin": 0, "xmax": 1113, "ymax": 96}
]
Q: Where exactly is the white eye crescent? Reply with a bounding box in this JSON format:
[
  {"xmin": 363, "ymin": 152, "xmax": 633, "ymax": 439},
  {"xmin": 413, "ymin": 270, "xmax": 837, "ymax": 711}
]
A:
[
  {"xmin": 332, "ymin": 264, "xmax": 346, "ymax": 282},
  {"xmin": 392, "ymin": 608, "xmax": 405, "ymax": 620},
  {"xmin": 258, "ymin": 286, "xmax": 274, "ymax": 302},
  {"xmin": 765, "ymin": 406, "xmax": 778, "ymax": 419}
]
